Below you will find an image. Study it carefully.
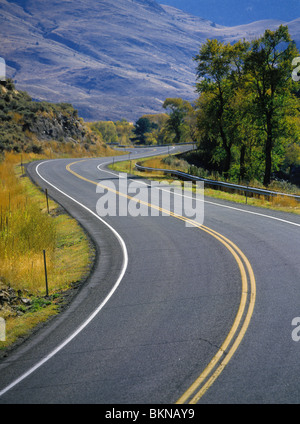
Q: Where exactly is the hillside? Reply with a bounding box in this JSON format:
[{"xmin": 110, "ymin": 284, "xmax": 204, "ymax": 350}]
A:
[
  {"xmin": 0, "ymin": 78, "xmax": 102, "ymax": 153},
  {"xmin": 1, "ymin": 0, "xmax": 299, "ymax": 121}
]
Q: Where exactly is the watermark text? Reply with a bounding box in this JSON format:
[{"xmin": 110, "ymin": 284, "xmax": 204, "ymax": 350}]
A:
[
  {"xmin": 96, "ymin": 174, "xmax": 204, "ymax": 227},
  {"xmin": 292, "ymin": 57, "xmax": 300, "ymax": 82},
  {"xmin": 0, "ymin": 317, "xmax": 5, "ymax": 342},
  {"xmin": 0, "ymin": 57, "xmax": 6, "ymax": 82},
  {"xmin": 292, "ymin": 317, "xmax": 300, "ymax": 342}
]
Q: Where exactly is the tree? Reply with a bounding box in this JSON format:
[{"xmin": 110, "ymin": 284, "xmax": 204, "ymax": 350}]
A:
[
  {"xmin": 244, "ymin": 25, "xmax": 299, "ymax": 185},
  {"xmin": 162, "ymin": 98, "xmax": 193, "ymax": 143},
  {"xmin": 194, "ymin": 39, "xmax": 250, "ymax": 176},
  {"xmin": 115, "ymin": 119, "xmax": 134, "ymax": 145},
  {"xmin": 90, "ymin": 121, "xmax": 118, "ymax": 144},
  {"xmin": 194, "ymin": 28, "xmax": 300, "ymax": 185},
  {"xmin": 134, "ymin": 117, "xmax": 157, "ymax": 144}
]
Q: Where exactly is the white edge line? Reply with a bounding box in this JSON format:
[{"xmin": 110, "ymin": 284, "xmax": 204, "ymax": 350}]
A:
[{"xmin": 0, "ymin": 160, "xmax": 129, "ymax": 398}]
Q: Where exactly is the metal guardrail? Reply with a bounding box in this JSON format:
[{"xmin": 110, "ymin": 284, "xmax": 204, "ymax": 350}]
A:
[
  {"xmin": 135, "ymin": 162, "xmax": 300, "ymax": 202},
  {"xmin": 107, "ymin": 142, "xmax": 196, "ymax": 147}
]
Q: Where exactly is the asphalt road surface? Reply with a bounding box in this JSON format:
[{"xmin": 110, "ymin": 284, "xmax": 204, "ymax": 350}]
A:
[{"xmin": 0, "ymin": 145, "xmax": 300, "ymax": 404}]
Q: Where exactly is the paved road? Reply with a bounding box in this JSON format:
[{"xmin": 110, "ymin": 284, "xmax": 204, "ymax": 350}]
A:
[{"xmin": 0, "ymin": 145, "xmax": 300, "ymax": 404}]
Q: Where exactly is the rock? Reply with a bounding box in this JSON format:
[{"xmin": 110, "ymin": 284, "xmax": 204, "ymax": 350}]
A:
[
  {"xmin": 0, "ymin": 286, "xmax": 32, "ymax": 317},
  {"xmin": 28, "ymin": 111, "xmax": 87, "ymax": 142},
  {"xmin": 0, "ymin": 291, "xmax": 10, "ymax": 304}
]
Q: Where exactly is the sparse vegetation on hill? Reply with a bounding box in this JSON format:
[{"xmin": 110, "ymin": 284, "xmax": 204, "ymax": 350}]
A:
[{"xmin": 0, "ymin": 79, "xmax": 113, "ymax": 157}]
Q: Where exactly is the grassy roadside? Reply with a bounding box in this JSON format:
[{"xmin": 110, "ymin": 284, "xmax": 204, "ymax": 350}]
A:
[
  {"xmin": 110, "ymin": 154, "xmax": 300, "ymax": 215},
  {"xmin": 0, "ymin": 145, "xmax": 121, "ymax": 352}
]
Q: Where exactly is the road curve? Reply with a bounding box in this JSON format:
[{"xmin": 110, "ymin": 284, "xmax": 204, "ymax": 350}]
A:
[{"xmin": 0, "ymin": 145, "xmax": 300, "ymax": 404}]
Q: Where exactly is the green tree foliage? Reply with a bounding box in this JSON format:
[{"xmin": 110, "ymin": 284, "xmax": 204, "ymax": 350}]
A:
[
  {"xmin": 90, "ymin": 119, "xmax": 134, "ymax": 145},
  {"xmin": 90, "ymin": 121, "xmax": 118, "ymax": 144},
  {"xmin": 115, "ymin": 119, "xmax": 134, "ymax": 145},
  {"xmin": 244, "ymin": 25, "xmax": 300, "ymax": 185},
  {"xmin": 133, "ymin": 114, "xmax": 173, "ymax": 145},
  {"xmin": 194, "ymin": 26, "xmax": 300, "ymax": 185},
  {"xmin": 162, "ymin": 98, "xmax": 195, "ymax": 143},
  {"xmin": 142, "ymin": 113, "xmax": 170, "ymax": 145},
  {"xmin": 134, "ymin": 117, "xmax": 157, "ymax": 144},
  {"xmin": 195, "ymin": 39, "xmax": 252, "ymax": 177}
]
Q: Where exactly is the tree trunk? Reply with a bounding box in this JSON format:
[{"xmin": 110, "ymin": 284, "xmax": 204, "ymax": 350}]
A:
[
  {"xmin": 263, "ymin": 115, "xmax": 273, "ymax": 186},
  {"xmin": 264, "ymin": 137, "xmax": 272, "ymax": 186},
  {"xmin": 219, "ymin": 121, "xmax": 231, "ymax": 177},
  {"xmin": 239, "ymin": 144, "xmax": 246, "ymax": 182},
  {"xmin": 224, "ymin": 146, "xmax": 231, "ymax": 177}
]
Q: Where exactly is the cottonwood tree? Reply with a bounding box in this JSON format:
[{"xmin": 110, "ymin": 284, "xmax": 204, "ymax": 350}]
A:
[
  {"xmin": 194, "ymin": 27, "xmax": 299, "ymax": 184},
  {"xmin": 244, "ymin": 25, "xmax": 299, "ymax": 185},
  {"xmin": 162, "ymin": 98, "xmax": 193, "ymax": 143},
  {"xmin": 194, "ymin": 39, "xmax": 250, "ymax": 177},
  {"xmin": 134, "ymin": 117, "xmax": 157, "ymax": 144}
]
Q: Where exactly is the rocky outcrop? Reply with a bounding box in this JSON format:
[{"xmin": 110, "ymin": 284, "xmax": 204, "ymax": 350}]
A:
[
  {"xmin": 28, "ymin": 110, "xmax": 87, "ymax": 143},
  {"xmin": 0, "ymin": 79, "xmax": 96, "ymax": 151}
]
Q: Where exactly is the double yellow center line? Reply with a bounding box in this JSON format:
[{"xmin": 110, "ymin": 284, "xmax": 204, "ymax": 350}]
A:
[{"xmin": 66, "ymin": 159, "xmax": 256, "ymax": 404}]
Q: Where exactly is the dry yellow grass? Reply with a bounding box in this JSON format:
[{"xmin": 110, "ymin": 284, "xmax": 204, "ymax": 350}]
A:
[
  {"xmin": 0, "ymin": 145, "xmax": 117, "ymax": 349},
  {"xmin": 1, "ymin": 152, "xmax": 96, "ymax": 294},
  {"xmin": 0, "ymin": 141, "xmax": 118, "ymax": 293},
  {"xmin": 271, "ymin": 194, "xmax": 299, "ymax": 208},
  {"xmin": 0, "ymin": 153, "xmax": 57, "ymax": 294}
]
